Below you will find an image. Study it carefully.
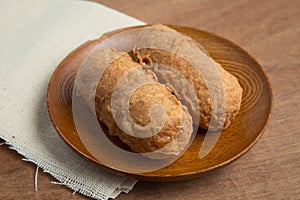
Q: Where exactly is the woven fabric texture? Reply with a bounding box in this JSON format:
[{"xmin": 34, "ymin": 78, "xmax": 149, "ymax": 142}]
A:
[{"xmin": 0, "ymin": 0, "xmax": 143, "ymax": 199}]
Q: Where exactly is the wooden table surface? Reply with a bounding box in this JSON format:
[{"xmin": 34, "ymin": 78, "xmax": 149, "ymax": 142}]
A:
[{"xmin": 1, "ymin": 0, "xmax": 299, "ymax": 199}]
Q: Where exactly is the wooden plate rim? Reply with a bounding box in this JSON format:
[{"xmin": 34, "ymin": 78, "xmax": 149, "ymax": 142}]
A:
[{"xmin": 47, "ymin": 24, "xmax": 273, "ymax": 181}]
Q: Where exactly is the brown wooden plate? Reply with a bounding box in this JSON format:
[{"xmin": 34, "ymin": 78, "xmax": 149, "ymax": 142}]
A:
[{"xmin": 47, "ymin": 24, "xmax": 273, "ymax": 182}]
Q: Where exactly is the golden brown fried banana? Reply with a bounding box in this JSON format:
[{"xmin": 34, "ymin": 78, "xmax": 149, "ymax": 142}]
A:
[{"xmin": 76, "ymin": 48, "xmax": 193, "ymax": 159}]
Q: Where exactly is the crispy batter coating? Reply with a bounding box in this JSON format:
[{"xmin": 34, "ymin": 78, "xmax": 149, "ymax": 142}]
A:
[
  {"xmin": 112, "ymin": 83, "xmax": 192, "ymax": 158},
  {"xmin": 129, "ymin": 25, "xmax": 242, "ymax": 130},
  {"xmin": 77, "ymin": 48, "xmax": 193, "ymax": 158},
  {"xmin": 132, "ymin": 48, "xmax": 242, "ymax": 130}
]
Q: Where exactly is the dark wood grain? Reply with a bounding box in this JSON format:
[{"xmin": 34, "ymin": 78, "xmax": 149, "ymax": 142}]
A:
[{"xmin": 1, "ymin": 0, "xmax": 299, "ymax": 199}]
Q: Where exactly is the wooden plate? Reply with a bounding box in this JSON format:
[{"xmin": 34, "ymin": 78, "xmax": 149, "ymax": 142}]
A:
[{"xmin": 47, "ymin": 24, "xmax": 273, "ymax": 182}]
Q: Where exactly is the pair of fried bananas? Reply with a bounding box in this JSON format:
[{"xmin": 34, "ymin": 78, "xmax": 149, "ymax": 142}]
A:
[{"xmin": 76, "ymin": 25, "xmax": 242, "ymax": 159}]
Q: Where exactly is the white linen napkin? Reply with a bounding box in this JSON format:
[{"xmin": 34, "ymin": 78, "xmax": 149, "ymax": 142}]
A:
[{"xmin": 0, "ymin": 0, "xmax": 144, "ymax": 199}]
